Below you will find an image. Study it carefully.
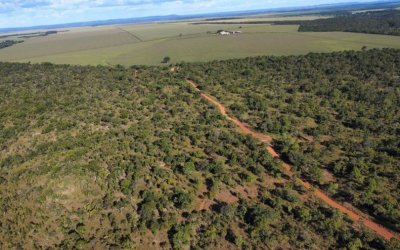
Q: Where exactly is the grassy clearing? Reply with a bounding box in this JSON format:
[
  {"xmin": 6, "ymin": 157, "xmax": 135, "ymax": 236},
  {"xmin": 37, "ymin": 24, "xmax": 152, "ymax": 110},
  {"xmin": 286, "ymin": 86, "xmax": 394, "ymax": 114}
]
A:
[
  {"xmin": 121, "ymin": 21, "xmax": 298, "ymax": 41},
  {"xmin": 0, "ymin": 26, "xmax": 140, "ymax": 61},
  {"xmin": 1, "ymin": 16, "xmax": 400, "ymax": 66}
]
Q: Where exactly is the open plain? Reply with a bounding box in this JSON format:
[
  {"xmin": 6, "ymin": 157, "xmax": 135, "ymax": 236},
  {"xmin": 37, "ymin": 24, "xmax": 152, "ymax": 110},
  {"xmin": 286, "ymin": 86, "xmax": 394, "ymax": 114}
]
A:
[{"xmin": 1, "ymin": 16, "xmax": 400, "ymax": 66}]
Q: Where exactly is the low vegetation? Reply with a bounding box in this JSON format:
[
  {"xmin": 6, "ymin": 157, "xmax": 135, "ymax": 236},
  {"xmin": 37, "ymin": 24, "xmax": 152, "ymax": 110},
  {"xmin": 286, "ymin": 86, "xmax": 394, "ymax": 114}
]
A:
[
  {"xmin": 18, "ymin": 30, "xmax": 58, "ymax": 38},
  {"xmin": 1, "ymin": 59, "xmax": 398, "ymax": 248},
  {"xmin": 162, "ymin": 56, "xmax": 171, "ymax": 64},
  {"xmin": 0, "ymin": 40, "xmax": 23, "ymax": 49},
  {"xmin": 278, "ymin": 10, "xmax": 400, "ymax": 36},
  {"xmin": 182, "ymin": 48, "xmax": 400, "ymax": 233}
]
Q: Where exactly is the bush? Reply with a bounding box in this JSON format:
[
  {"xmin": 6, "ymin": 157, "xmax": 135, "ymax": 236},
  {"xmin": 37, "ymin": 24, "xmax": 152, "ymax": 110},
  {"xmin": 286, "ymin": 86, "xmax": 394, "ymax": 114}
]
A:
[
  {"xmin": 171, "ymin": 190, "xmax": 193, "ymax": 209},
  {"xmin": 169, "ymin": 224, "xmax": 191, "ymax": 250}
]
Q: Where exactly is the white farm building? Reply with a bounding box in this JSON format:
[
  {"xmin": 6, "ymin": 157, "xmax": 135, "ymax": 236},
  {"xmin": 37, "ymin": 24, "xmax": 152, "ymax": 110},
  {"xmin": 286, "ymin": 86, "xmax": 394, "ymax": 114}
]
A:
[{"xmin": 217, "ymin": 30, "xmax": 242, "ymax": 36}]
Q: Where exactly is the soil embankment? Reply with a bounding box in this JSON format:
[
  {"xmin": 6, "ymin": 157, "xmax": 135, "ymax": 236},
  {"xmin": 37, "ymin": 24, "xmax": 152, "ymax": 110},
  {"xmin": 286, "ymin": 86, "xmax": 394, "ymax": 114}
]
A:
[{"xmin": 186, "ymin": 79, "xmax": 399, "ymax": 241}]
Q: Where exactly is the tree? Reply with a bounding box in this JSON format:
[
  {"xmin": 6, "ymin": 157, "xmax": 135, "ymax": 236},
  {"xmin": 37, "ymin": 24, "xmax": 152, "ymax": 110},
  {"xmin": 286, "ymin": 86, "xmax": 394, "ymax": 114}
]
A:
[
  {"xmin": 171, "ymin": 190, "xmax": 193, "ymax": 209},
  {"xmin": 169, "ymin": 224, "xmax": 191, "ymax": 250},
  {"xmin": 162, "ymin": 56, "xmax": 171, "ymax": 64},
  {"xmin": 348, "ymin": 238, "xmax": 362, "ymax": 250}
]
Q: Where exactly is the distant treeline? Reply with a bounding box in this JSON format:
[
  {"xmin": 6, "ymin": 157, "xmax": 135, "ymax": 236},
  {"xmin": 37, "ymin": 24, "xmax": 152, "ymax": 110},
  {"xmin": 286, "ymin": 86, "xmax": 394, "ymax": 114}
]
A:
[
  {"xmin": 0, "ymin": 30, "xmax": 59, "ymax": 40},
  {"xmin": 18, "ymin": 30, "xmax": 58, "ymax": 39},
  {"xmin": 0, "ymin": 40, "xmax": 23, "ymax": 49},
  {"xmin": 193, "ymin": 10, "xmax": 400, "ymax": 36},
  {"xmin": 282, "ymin": 10, "xmax": 400, "ymax": 36},
  {"xmin": 204, "ymin": 17, "xmax": 242, "ymax": 21}
]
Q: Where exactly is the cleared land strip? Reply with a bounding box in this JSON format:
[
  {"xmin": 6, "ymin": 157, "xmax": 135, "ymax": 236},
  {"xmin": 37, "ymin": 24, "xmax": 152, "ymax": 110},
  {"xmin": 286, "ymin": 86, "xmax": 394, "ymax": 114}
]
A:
[
  {"xmin": 115, "ymin": 26, "xmax": 143, "ymax": 42},
  {"xmin": 185, "ymin": 78, "xmax": 399, "ymax": 241}
]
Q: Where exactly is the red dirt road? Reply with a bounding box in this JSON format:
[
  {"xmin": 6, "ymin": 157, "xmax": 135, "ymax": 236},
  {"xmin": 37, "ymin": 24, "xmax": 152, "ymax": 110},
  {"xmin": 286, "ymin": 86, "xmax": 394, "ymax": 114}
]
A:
[
  {"xmin": 187, "ymin": 80, "xmax": 271, "ymax": 143},
  {"xmin": 186, "ymin": 79, "xmax": 399, "ymax": 241}
]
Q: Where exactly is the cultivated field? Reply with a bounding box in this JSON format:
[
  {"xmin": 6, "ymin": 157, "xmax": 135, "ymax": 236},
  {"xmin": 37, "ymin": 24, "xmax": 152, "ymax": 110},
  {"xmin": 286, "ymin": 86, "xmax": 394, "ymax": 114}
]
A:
[{"xmin": 1, "ymin": 15, "xmax": 400, "ymax": 66}]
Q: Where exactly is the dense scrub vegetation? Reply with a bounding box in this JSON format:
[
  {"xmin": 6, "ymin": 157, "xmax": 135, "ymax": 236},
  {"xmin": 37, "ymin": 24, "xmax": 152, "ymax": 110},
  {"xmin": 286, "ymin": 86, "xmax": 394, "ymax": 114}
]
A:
[
  {"xmin": 0, "ymin": 61, "xmax": 397, "ymax": 249},
  {"xmin": 278, "ymin": 10, "xmax": 400, "ymax": 36},
  {"xmin": 181, "ymin": 48, "xmax": 400, "ymax": 234},
  {"xmin": 0, "ymin": 40, "xmax": 23, "ymax": 49}
]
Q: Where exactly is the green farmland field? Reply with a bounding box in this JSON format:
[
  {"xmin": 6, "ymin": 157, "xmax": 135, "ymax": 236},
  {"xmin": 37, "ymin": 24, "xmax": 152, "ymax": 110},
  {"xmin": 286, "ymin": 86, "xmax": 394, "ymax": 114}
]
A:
[{"xmin": 1, "ymin": 17, "xmax": 400, "ymax": 66}]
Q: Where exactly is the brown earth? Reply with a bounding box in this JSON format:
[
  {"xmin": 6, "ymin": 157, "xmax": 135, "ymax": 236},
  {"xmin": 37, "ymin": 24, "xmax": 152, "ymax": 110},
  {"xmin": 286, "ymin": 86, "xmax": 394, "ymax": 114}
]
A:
[
  {"xmin": 215, "ymin": 190, "xmax": 240, "ymax": 204},
  {"xmin": 196, "ymin": 184, "xmax": 258, "ymax": 211},
  {"xmin": 198, "ymin": 198, "xmax": 215, "ymax": 211}
]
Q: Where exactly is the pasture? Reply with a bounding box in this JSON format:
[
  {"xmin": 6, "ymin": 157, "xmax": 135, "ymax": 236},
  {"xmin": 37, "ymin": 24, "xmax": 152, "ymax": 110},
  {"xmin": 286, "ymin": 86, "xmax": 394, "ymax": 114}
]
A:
[{"xmin": 1, "ymin": 15, "xmax": 400, "ymax": 66}]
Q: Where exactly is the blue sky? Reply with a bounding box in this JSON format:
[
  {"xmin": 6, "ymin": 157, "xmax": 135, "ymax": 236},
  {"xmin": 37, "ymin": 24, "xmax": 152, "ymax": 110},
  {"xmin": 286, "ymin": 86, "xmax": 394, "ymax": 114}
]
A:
[{"xmin": 0, "ymin": 0, "xmax": 379, "ymax": 28}]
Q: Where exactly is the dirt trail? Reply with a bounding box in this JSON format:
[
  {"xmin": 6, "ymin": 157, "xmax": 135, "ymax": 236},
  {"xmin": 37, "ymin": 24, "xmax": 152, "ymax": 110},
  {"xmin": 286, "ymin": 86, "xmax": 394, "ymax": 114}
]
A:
[
  {"xmin": 187, "ymin": 80, "xmax": 271, "ymax": 143},
  {"xmin": 186, "ymin": 79, "xmax": 399, "ymax": 241}
]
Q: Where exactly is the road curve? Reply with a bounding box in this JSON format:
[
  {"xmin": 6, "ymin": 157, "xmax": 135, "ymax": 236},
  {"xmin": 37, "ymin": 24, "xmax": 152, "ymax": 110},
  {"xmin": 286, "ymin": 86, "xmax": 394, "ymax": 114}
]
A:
[{"xmin": 186, "ymin": 79, "xmax": 399, "ymax": 241}]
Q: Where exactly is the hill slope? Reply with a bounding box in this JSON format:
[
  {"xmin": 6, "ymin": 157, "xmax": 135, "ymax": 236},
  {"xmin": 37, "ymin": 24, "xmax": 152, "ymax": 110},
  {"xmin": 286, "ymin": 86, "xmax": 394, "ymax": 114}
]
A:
[{"xmin": 0, "ymin": 54, "xmax": 399, "ymax": 249}]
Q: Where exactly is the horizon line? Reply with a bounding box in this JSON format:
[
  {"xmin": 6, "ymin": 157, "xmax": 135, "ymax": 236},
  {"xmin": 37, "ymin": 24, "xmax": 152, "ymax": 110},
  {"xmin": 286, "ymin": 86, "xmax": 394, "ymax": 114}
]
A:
[{"xmin": 1, "ymin": 0, "xmax": 398, "ymax": 33}]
